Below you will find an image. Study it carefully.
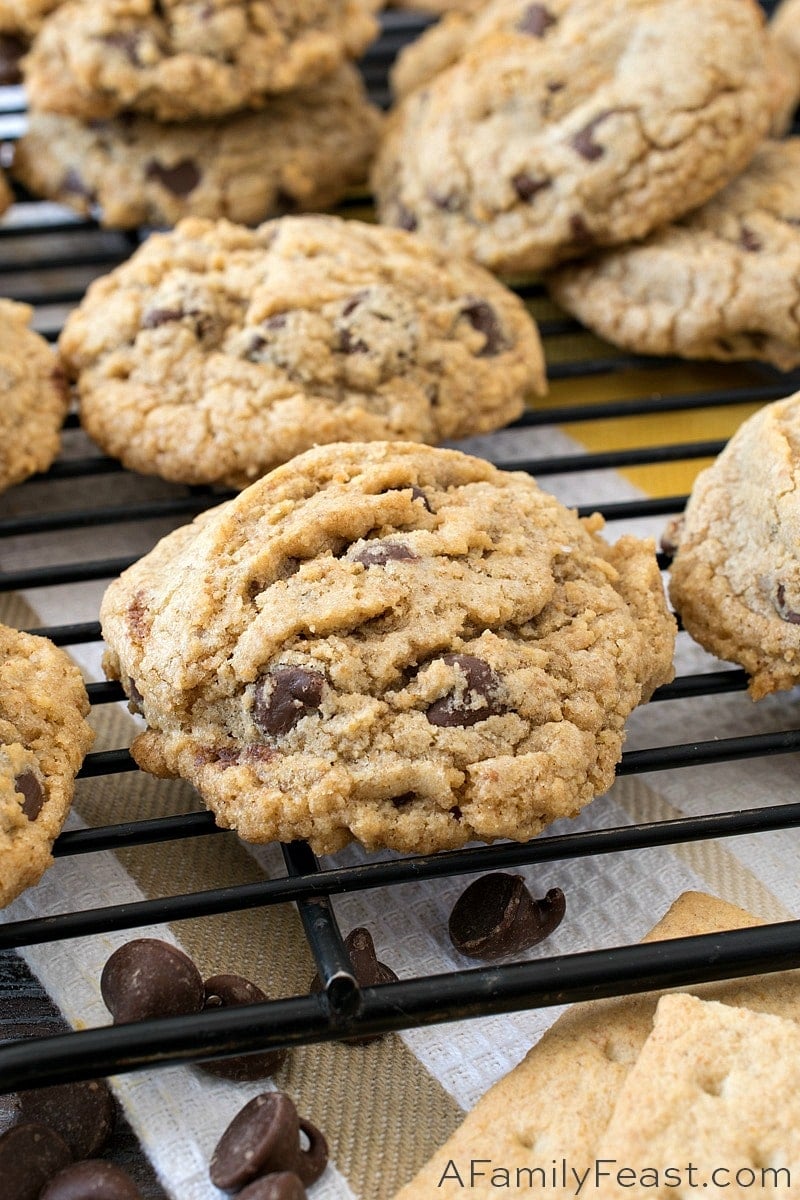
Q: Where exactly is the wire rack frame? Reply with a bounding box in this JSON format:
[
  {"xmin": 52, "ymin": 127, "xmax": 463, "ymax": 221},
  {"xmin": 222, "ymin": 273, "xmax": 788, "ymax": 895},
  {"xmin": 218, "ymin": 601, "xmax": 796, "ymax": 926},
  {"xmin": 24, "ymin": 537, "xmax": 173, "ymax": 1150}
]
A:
[{"xmin": 2, "ymin": 5, "xmax": 800, "ymax": 1093}]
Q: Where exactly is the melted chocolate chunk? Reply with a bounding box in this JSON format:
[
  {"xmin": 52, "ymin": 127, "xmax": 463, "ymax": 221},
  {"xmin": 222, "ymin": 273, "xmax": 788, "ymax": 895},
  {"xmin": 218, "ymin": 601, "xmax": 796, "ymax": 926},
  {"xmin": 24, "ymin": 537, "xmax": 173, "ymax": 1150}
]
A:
[
  {"xmin": 775, "ymin": 583, "xmax": 800, "ymax": 624},
  {"xmin": 100, "ymin": 31, "xmax": 141, "ymax": 64},
  {"xmin": 14, "ymin": 772, "xmax": 44, "ymax": 821},
  {"xmin": 144, "ymin": 159, "xmax": 201, "ymax": 197},
  {"xmin": 739, "ymin": 225, "xmax": 762, "ymax": 252},
  {"xmin": 512, "ymin": 172, "xmax": 550, "ymax": 203},
  {"xmin": 569, "ymin": 213, "xmax": 595, "ymax": 246},
  {"xmin": 516, "ymin": 3, "xmax": 556, "ymax": 36},
  {"xmin": 339, "ymin": 328, "xmax": 369, "ymax": 355},
  {"xmin": 351, "ymin": 541, "xmax": 418, "ymax": 566},
  {"xmin": 571, "ymin": 109, "xmax": 618, "ymax": 161},
  {"xmin": 254, "ymin": 667, "xmax": 325, "ymax": 738},
  {"xmin": 426, "ymin": 654, "xmax": 505, "ymax": 728},
  {"xmin": 460, "ymin": 300, "xmax": 507, "ymax": 357}
]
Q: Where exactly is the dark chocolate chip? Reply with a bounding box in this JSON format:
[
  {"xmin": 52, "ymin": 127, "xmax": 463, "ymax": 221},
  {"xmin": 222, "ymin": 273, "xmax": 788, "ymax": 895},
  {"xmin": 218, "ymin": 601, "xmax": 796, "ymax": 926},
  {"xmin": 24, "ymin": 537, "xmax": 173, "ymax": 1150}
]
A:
[
  {"xmin": 390, "ymin": 792, "xmax": 416, "ymax": 808},
  {"xmin": 428, "ymin": 189, "xmax": 462, "ymax": 212},
  {"xmin": 426, "ymin": 654, "xmax": 505, "ymax": 728},
  {"xmin": 449, "ymin": 875, "xmax": 566, "ymax": 960},
  {"xmin": 450, "ymin": 805, "xmax": 463, "ymax": 820},
  {"xmin": 395, "ymin": 203, "xmax": 418, "ymax": 232},
  {"xmin": 264, "ymin": 313, "xmax": 288, "ymax": 331},
  {"xmin": 198, "ymin": 974, "xmax": 287, "ymax": 1082},
  {"xmin": 0, "ymin": 1123, "xmax": 72, "ymax": 1200},
  {"xmin": 18, "ymin": 1080, "xmax": 116, "ymax": 1160},
  {"xmin": 569, "ymin": 213, "xmax": 595, "ymax": 246},
  {"xmin": 516, "ymin": 3, "xmax": 556, "ymax": 36},
  {"xmin": 739, "ymin": 225, "xmax": 762, "ymax": 252},
  {"xmin": 460, "ymin": 300, "xmax": 507, "ymax": 357},
  {"xmin": 61, "ymin": 168, "xmax": 94, "ymax": 200},
  {"xmin": 274, "ymin": 188, "xmax": 299, "ymax": 214},
  {"xmin": 144, "ymin": 158, "xmax": 201, "ymax": 197},
  {"xmin": 351, "ymin": 541, "xmax": 418, "ymax": 566},
  {"xmin": 237, "ymin": 1175, "xmax": 307, "ymax": 1200},
  {"xmin": 341, "ymin": 292, "xmax": 367, "ymax": 318},
  {"xmin": 0, "ymin": 34, "xmax": 24, "ymax": 85},
  {"xmin": 310, "ymin": 928, "xmax": 398, "ymax": 1045},
  {"xmin": 210, "ymin": 1093, "xmax": 303, "ymax": 1191},
  {"xmin": 339, "ymin": 328, "xmax": 369, "ymax": 355},
  {"xmin": 659, "ymin": 515, "xmax": 684, "ymax": 558},
  {"xmin": 100, "ymin": 938, "xmax": 204, "ymax": 1024},
  {"xmin": 295, "ymin": 1119, "xmax": 328, "ymax": 1187},
  {"xmin": 775, "ymin": 583, "xmax": 800, "ymax": 624},
  {"xmin": 547, "ymin": 80, "xmax": 565, "ymax": 92},
  {"xmin": 40, "ymin": 1161, "xmax": 142, "ymax": 1200},
  {"xmin": 14, "ymin": 772, "xmax": 44, "ymax": 820},
  {"xmin": 512, "ymin": 172, "xmax": 550, "ymax": 203},
  {"xmin": 253, "ymin": 667, "xmax": 325, "ymax": 738},
  {"xmin": 410, "ymin": 485, "xmax": 432, "ymax": 510},
  {"xmin": 141, "ymin": 307, "xmax": 185, "ymax": 329},
  {"xmin": 99, "ymin": 32, "xmax": 141, "ymax": 64},
  {"xmin": 571, "ymin": 109, "xmax": 620, "ymax": 161},
  {"xmin": 126, "ymin": 677, "xmax": 144, "ymax": 715}
]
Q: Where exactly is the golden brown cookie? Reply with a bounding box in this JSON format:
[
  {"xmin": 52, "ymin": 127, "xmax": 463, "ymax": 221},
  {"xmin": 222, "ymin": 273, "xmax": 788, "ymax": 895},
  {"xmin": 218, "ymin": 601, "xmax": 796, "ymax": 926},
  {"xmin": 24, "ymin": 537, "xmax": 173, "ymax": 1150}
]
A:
[
  {"xmin": 0, "ymin": 624, "xmax": 95, "ymax": 908},
  {"xmin": 100, "ymin": 441, "xmax": 675, "ymax": 855},
  {"xmin": 59, "ymin": 215, "xmax": 546, "ymax": 488}
]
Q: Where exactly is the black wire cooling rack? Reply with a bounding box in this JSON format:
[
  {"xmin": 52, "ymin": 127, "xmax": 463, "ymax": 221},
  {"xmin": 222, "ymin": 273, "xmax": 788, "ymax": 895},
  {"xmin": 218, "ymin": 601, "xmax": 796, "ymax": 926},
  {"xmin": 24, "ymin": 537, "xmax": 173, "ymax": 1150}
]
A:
[{"xmin": 3, "ymin": 6, "xmax": 800, "ymax": 1095}]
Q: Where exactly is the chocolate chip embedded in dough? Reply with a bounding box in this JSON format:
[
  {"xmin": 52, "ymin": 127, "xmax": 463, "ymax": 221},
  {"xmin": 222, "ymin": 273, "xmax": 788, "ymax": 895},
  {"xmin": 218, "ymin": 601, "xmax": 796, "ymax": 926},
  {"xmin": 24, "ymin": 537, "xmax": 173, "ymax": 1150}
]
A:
[
  {"xmin": 351, "ymin": 541, "xmax": 418, "ymax": 566},
  {"xmin": 338, "ymin": 328, "xmax": 369, "ymax": 355},
  {"xmin": 100, "ymin": 938, "xmax": 204, "ymax": 1024},
  {"xmin": 449, "ymin": 874, "xmax": 566, "ymax": 959},
  {"xmin": 460, "ymin": 300, "xmax": 507, "ymax": 357},
  {"xmin": 516, "ymin": 3, "xmax": 557, "ymax": 36},
  {"xmin": 571, "ymin": 110, "xmax": 618, "ymax": 161},
  {"xmin": 60, "ymin": 169, "xmax": 94, "ymax": 200},
  {"xmin": 253, "ymin": 667, "xmax": 325, "ymax": 738},
  {"xmin": 775, "ymin": 583, "xmax": 800, "ymax": 624},
  {"xmin": 512, "ymin": 172, "xmax": 550, "ymax": 203},
  {"xmin": 739, "ymin": 225, "xmax": 762, "ymax": 252},
  {"xmin": 144, "ymin": 159, "xmax": 201, "ymax": 197},
  {"xmin": 426, "ymin": 654, "xmax": 505, "ymax": 728},
  {"xmin": 141, "ymin": 307, "xmax": 186, "ymax": 329},
  {"xmin": 14, "ymin": 772, "xmax": 44, "ymax": 820},
  {"xmin": 99, "ymin": 31, "xmax": 142, "ymax": 64},
  {"xmin": 395, "ymin": 203, "xmax": 418, "ymax": 232}
]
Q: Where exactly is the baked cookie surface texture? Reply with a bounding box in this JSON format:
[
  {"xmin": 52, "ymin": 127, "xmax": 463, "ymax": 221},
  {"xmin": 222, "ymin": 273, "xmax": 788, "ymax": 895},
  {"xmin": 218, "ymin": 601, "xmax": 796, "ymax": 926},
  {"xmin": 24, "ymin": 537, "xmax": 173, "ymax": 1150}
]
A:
[
  {"xmin": 0, "ymin": 298, "xmax": 70, "ymax": 494},
  {"xmin": 549, "ymin": 140, "xmax": 800, "ymax": 372},
  {"xmin": 22, "ymin": 0, "xmax": 381, "ymax": 121},
  {"xmin": 59, "ymin": 215, "xmax": 546, "ymax": 488},
  {"xmin": 0, "ymin": 0, "xmax": 61, "ymax": 35},
  {"xmin": 100, "ymin": 441, "xmax": 676, "ymax": 854},
  {"xmin": 374, "ymin": 0, "xmax": 774, "ymax": 273},
  {"xmin": 12, "ymin": 66, "xmax": 383, "ymax": 230},
  {"xmin": 669, "ymin": 393, "xmax": 800, "ymax": 700},
  {"xmin": 0, "ymin": 625, "xmax": 94, "ymax": 908}
]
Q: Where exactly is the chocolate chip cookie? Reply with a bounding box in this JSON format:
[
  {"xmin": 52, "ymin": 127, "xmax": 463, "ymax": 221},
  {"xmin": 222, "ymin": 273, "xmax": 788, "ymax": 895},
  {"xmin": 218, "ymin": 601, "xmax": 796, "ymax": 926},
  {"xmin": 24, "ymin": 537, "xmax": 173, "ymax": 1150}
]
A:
[
  {"xmin": 22, "ymin": 0, "xmax": 381, "ymax": 122},
  {"xmin": 374, "ymin": 0, "xmax": 774, "ymax": 274},
  {"xmin": 669, "ymin": 392, "xmax": 800, "ymax": 699},
  {"xmin": 100, "ymin": 441, "xmax": 676, "ymax": 854},
  {"xmin": 1, "ymin": 624, "xmax": 94, "ymax": 907},
  {"xmin": 548, "ymin": 140, "xmax": 800, "ymax": 371},
  {"xmin": 13, "ymin": 67, "xmax": 382, "ymax": 230},
  {"xmin": 0, "ymin": 299, "xmax": 70, "ymax": 494},
  {"xmin": 0, "ymin": 0, "xmax": 60, "ymax": 36},
  {"xmin": 59, "ymin": 214, "xmax": 546, "ymax": 488}
]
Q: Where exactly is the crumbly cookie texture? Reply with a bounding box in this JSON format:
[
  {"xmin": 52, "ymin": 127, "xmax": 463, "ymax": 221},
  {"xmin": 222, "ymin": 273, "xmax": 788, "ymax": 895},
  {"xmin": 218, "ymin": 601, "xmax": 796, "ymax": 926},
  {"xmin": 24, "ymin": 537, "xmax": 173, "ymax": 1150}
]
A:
[
  {"xmin": 374, "ymin": 0, "xmax": 773, "ymax": 274},
  {"xmin": 669, "ymin": 393, "xmax": 800, "ymax": 700},
  {"xmin": 0, "ymin": 624, "xmax": 94, "ymax": 908},
  {"xmin": 12, "ymin": 67, "xmax": 382, "ymax": 230},
  {"xmin": 59, "ymin": 215, "xmax": 546, "ymax": 488},
  {"xmin": 0, "ymin": 0, "xmax": 60, "ymax": 36},
  {"xmin": 22, "ymin": 0, "xmax": 381, "ymax": 122},
  {"xmin": 0, "ymin": 299, "xmax": 70, "ymax": 494},
  {"xmin": 100, "ymin": 441, "xmax": 675, "ymax": 855},
  {"xmin": 549, "ymin": 140, "xmax": 800, "ymax": 372}
]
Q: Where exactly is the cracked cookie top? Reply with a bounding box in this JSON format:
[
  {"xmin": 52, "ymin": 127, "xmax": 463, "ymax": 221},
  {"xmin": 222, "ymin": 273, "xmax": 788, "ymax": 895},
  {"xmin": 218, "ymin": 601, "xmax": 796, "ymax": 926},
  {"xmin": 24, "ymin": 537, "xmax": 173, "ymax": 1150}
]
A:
[
  {"xmin": 669, "ymin": 393, "xmax": 800, "ymax": 700},
  {"xmin": 0, "ymin": 624, "xmax": 94, "ymax": 907},
  {"xmin": 0, "ymin": 299, "xmax": 70, "ymax": 495},
  {"xmin": 22, "ymin": 0, "xmax": 381, "ymax": 121},
  {"xmin": 100, "ymin": 441, "xmax": 676, "ymax": 854},
  {"xmin": 59, "ymin": 214, "xmax": 546, "ymax": 488},
  {"xmin": 373, "ymin": 0, "xmax": 774, "ymax": 274},
  {"xmin": 548, "ymin": 140, "xmax": 800, "ymax": 372}
]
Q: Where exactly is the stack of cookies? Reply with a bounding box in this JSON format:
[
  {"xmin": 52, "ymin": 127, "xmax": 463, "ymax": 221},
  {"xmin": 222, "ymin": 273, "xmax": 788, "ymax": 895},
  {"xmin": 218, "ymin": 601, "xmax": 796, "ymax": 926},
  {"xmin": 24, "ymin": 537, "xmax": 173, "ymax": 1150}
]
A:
[{"xmin": 11, "ymin": 0, "xmax": 385, "ymax": 229}]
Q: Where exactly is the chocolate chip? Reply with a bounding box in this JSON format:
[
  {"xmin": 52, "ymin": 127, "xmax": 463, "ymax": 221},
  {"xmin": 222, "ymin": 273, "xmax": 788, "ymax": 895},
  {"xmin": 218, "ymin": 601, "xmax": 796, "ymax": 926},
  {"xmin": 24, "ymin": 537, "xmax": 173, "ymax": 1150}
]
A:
[
  {"xmin": 210, "ymin": 1093, "xmax": 305, "ymax": 1191},
  {"xmin": 391, "ymin": 792, "xmax": 415, "ymax": 808},
  {"xmin": 426, "ymin": 654, "xmax": 505, "ymax": 728},
  {"xmin": 428, "ymin": 189, "xmax": 461, "ymax": 212},
  {"xmin": 17, "ymin": 1080, "xmax": 116, "ymax": 1160},
  {"xmin": 569, "ymin": 213, "xmax": 595, "ymax": 246},
  {"xmin": 198, "ymin": 974, "xmax": 287, "ymax": 1082},
  {"xmin": 0, "ymin": 1123, "xmax": 72, "ymax": 1200},
  {"xmin": 351, "ymin": 541, "xmax": 418, "ymax": 566},
  {"xmin": 100, "ymin": 31, "xmax": 141, "ymax": 64},
  {"xmin": 60, "ymin": 169, "xmax": 94, "ymax": 200},
  {"xmin": 739, "ymin": 225, "xmax": 762, "ymax": 252},
  {"xmin": 449, "ymin": 875, "xmax": 566, "ymax": 960},
  {"xmin": 0, "ymin": 34, "xmax": 24, "ymax": 84},
  {"xmin": 264, "ymin": 314, "xmax": 288, "ymax": 331},
  {"xmin": 516, "ymin": 3, "xmax": 556, "ymax": 35},
  {"xmin": 144, "ymin": 159, "xmax": 201, "ymax": 197},
  {"xmin": 253, "ymin": 667, "xmax": 325, "ymax": 738},
  {"xmin": 237, "ymin": 1174, "xmax": 308, "ymax": 1200},
  {"xmin": 100, "ymin": 938, "xmax": 204, "ymax": 1025},
  {"xmin": 341, "ymin": 293, "xmax": 366, "ymax": 318},
  {"xmin": 547, "ymin": 80, "xmax": 565, "ymax": 92},
  {"xmin": 659, "ymin": 515, "xmax": 684, "ymax": 558},
  {"xmin": 512, "ymin": 172, "xmax": 550, "ymax": 203},
  {"xmin": 775, "ymin": 583, "xmax": 800, "ymax": 624},
  {"xmin": 14, "ymin": 772, "xmax": 44, "ymax": 820},
  {"xmin": 310, "ymin": 928, "xmax": 398, "ymax": 1045},
  {"xmin": 410, "ymin": 485, "xmax": 432, "ymax": 510},
  {"xmin": 274, "ymin": 188, "xmax": 299, "ymax": 214},
  {"xmin": 126, "ymin": 677, "xmax": 144, "ymax": 715},
  {"xmin": 339, "ymin": 328, "xmax": 369, "ymax": 355},
  {"xmin": 571, "ymin": 110, "xmax": 617, "ymax": 161},
  {"xmin": 40, "ymin": 1161, "xmax": 143, "ymax": 1200},
  {"xmin": 141, "ymin": 307, "xmax": 185, "ymax": 329},
  {"xmin": 460, "ymin": 300, "xmax": 507, "ymax": 357},
  {"xmin": 295, "ymin": 1119, "xmax": 328, "ymax": 1187},
  {"xmin": 395, "ymin": 203, "xmax": 418, "ymax": 232}
]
